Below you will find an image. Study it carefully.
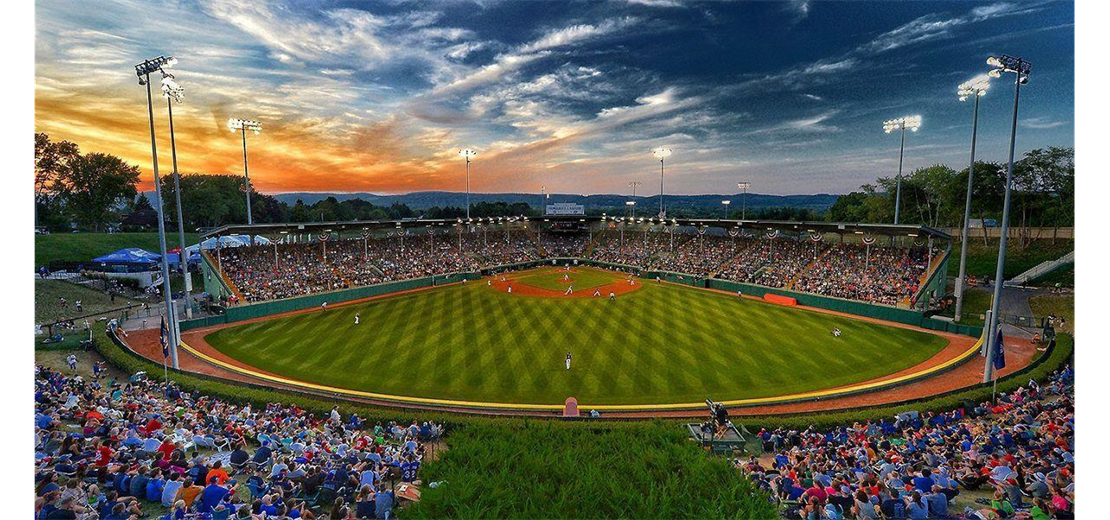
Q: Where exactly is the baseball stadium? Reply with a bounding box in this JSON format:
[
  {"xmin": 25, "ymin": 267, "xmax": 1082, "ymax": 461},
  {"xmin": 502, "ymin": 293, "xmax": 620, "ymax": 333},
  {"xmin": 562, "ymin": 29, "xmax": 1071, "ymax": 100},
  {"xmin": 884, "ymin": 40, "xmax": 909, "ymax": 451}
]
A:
[
  {"xmin": 30, "ymin": 2, "xmax": 1079, "ymax": 519},
  {"xmin": 120, "ymin": 218, "xmax": 1002, "ymax": 416}
]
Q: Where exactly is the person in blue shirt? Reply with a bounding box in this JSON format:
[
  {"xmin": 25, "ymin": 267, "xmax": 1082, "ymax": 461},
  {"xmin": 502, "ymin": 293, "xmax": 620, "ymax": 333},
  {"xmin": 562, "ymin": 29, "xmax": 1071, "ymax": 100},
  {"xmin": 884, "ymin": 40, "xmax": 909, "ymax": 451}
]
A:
[
  {"xmin": 924, "ymin": 486, "xmax": 948, "ymax": 518},
  {"xmin": 145, "ymin": 469, "xmax": 166, "ymax": 503},
  {"xmin": 904, "ymin": 491, "xmax": 929, "ymax": 519},
  {"xmin": 880, "ymin": 489, "xmax": 906, "ymax": 519},
  {"xmin": 252, "ymin": 441, "xmax": 273, "ymax": 465},
  {"xmin": 197, "ymin": 476, "xmax": 233, "ymax": 513},
  {"xmin": 911, "ymin": 470, "xmax": 934, "ymax": 494},
  {"xmin": 374, "ymin": 489, "xmax": 395, "ymax": 519},
  {"xmin": 401, "ymin": 456, "xmax": 421, "ymax": 483}
]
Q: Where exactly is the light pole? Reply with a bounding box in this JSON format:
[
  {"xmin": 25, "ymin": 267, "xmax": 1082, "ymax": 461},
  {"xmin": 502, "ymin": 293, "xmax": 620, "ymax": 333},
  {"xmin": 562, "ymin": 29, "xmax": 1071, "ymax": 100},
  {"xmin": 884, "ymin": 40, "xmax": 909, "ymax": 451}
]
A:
[
  {"xmin": 540, "ymin": 185, "xmax": 546, "ymax": 216},
  {"xmin": 982, "ymin": 54, "xmax": 1031, "ymax": 384},
  {"xmin": 737, "ymin": 182, "xmax": 751, "ymax": 220},
  {"xmin": 652, "ymin": 147, "xmax": 671, "ymax": 218},
  {"xmin": 628, "ymin": 181, "xmax": 642, "ymax": 219},
  {"xmin": 227, "ymin": 118, "xmax": 262, "ymax": 228},
  {"xmin": 954, "ymin": 74, "xmax": 991, "ymax": 323},
  {"xmin": 625, "ymin": 200, "xmax": 636, "ymax": 219},
  {"xmin": 721, "ymin": 200, "xmax": 731, "ymax": 220},
  {"xmin": 459, "ymin": 149, "xmax": 476, "ymax": 219},
  {"xmin": 882, "ymin": 115, "xmax": 922, "ymax": 224},
  {"xmin": 159, "ymin": 72, "xmax": 194, "ymax": 319},
  {"xmin": 135, "ymin": 55, "xmax": 180, "ymax": 369}
]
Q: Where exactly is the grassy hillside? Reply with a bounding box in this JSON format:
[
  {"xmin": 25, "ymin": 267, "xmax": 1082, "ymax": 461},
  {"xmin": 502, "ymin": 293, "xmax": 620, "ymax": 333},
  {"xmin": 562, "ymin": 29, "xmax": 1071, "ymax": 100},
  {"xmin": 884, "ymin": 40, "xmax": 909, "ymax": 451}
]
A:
[
  {"xmin": 35, "ymin": 280, "xmax": 121, "ymax": 324},
  {"xmin": 35, "ymin": 232, "xmax": 200, "ymax": 267},
  {"xmin": 947, "ymin": 239, "xmax": 1073, "ymax": 280},
  {"xmin": 206, "ymin": 268, "xmax": 947, "ymax": 406},
  {"xmin": 406, "ymin": 421, "xmax": 776, "ymax": 519},
  {"xmin": 1029, "ymin": 294, "xmax": 1074, "ymax": 333}
]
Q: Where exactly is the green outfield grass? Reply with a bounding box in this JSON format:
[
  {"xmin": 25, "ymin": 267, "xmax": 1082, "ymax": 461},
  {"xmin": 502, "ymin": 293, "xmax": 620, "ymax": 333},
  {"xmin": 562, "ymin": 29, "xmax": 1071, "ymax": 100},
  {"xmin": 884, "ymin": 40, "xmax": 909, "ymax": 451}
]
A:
[
  {"xmin": 516, "ymin": 268, "xmax": 622, "ymax": 292},
  {"xmin": 205, "ymin": 268, "xmax": 949, "ymax": 406}
]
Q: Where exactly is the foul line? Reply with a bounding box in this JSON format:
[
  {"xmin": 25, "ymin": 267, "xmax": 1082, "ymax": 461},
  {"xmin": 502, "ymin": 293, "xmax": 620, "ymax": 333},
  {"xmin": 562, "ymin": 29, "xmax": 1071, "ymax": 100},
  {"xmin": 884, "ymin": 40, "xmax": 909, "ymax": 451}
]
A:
[{"xmin": 179, "ymin": 331, "xmax": 983, "ymax": 412}]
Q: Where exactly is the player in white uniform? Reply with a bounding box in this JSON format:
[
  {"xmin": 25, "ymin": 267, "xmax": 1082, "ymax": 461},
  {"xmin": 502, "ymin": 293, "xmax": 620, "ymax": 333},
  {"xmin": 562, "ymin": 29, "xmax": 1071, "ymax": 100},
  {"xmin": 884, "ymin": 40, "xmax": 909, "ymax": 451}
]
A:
[
  {"xmin": 832, "ymin": 327, "xmax": 841, "ymax": 337},
  {"xmin": 565, "ymin": 351, "xmax": 572, "ymax": 370},
  {"xmin": 355, "ymin": 313, "xmax": 360, "ymax": 325}
]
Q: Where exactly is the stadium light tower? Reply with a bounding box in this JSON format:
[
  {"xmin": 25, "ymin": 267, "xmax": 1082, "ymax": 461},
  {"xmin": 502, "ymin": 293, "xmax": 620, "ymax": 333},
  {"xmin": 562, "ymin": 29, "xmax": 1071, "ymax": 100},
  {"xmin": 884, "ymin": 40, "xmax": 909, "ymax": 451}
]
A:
[
  {"xmin": 721, "ymin": 200, "xmax": 731, "ymax": 220},
  {"xmin": 882, "ymin": 115, "xmax": 922, "ymax": 224},
  {"xmin": 652, "ymin": 147, "xmax": 671, "ymax": 218},
  {"xmin": 954, "ymin": 74, "xmax": 991, "ymax": 323},
  {"xmin": 459, "ymin": 149, "xmax": 477, "ymax": 219},
  {"xmin": 159, "ymin": 71, "xmax": 194, "ymax": 320},
  {"xmin": 628, "ymin": 181, "xmax": 643, "ymax": 219},
  {"xmin": 737, "ymin": 182, "xmax": 751, "ymax": 220},
  {"xmin": 228, "ymin": 118, "xmax": 262, "ymax": 228},
  {"xmin": 135, "ymin": 55, "xmax": 180, "ymax": 369},
  {"xmin": 982, "ymin": 54, "xmax": 1031, "ymax": 384}
]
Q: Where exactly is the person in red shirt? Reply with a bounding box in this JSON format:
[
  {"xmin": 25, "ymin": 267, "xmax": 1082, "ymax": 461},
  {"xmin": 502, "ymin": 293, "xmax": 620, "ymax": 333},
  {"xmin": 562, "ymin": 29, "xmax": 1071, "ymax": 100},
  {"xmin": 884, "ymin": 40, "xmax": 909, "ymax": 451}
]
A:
[
  {"xmin": 142, "ymin": 415, "xmax": 164, "ymax": 436},
  {"xmin": 157, "ymin": 439, "xmax": 177, "ymax": 461},
  {"xmin": 95, "ymin": 439, "xmax": 114, "ymax": 483},
  {"xmin": 96, "ymin": 441, "xmax": 113, "ymax": 467}
]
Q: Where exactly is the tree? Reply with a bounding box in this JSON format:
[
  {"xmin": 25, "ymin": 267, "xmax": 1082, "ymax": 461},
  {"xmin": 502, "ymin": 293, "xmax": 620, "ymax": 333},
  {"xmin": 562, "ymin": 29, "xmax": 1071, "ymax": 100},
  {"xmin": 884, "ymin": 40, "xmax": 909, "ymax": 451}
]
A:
[
  {"xmin": 56, "ymin": 153, "xmax": 140, "ymax": 231},
  {"xmin": 134, "ymin": 193, "xmax": 154, "ymax": 212},
  {"xmin": 34, "ymin": 133, "xmax": 79, "ymax": 228},
  {"xmin": 1018, "ymin": 147, "xmax": 1074, "ymax": 243}
]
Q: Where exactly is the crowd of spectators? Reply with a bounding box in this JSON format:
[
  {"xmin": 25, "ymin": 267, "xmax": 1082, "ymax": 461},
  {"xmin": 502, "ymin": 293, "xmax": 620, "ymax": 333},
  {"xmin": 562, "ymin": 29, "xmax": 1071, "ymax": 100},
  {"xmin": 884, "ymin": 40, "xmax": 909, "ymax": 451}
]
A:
[
  {"xmin": 589, "ymin": 228, "xmax": 680, "ymax": 266},
  {"xmin": 213, "ymin": 226, "xmax": 937, "ymax": 307},
  {"xmin": 219, "ymin": 242, "xmax": 383, "ymax": 302},
  {"xmin": 738, "ymin": 365, "xmax": 1074, "ymax": 519},
  {"xmin": 539, "ymin": 233, "xmax": 588, "ymax": 257},
  {"xmin": 35, "ymin": 364, "xmax": 442, "ymax": 519},
  {"xmin": 647, "ymin": 235, "xmax": 744, "ymax": 276},
  {"xmin": 794, "ymin": 244, "xmax": 931, "ymax": 306},
  {"xmin": 459, "ymin": 230, "xmax": 540, "ymax": 267}
]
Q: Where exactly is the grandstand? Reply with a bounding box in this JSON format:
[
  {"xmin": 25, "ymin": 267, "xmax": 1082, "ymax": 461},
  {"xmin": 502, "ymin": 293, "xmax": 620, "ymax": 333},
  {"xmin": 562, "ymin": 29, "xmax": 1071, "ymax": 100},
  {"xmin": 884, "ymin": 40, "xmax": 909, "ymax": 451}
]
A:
[{"xmin": 197, "ymin": 216, "xmax": 949, "ymax": 309}]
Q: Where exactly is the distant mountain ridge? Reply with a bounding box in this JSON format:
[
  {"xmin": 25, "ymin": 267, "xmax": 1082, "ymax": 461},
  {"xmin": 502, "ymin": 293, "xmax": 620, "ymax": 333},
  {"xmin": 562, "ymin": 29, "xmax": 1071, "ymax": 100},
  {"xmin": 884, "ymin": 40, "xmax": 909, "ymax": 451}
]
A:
[{"xmin": 268, "ymin": 191, "xmax": 840, "ymax": 212}]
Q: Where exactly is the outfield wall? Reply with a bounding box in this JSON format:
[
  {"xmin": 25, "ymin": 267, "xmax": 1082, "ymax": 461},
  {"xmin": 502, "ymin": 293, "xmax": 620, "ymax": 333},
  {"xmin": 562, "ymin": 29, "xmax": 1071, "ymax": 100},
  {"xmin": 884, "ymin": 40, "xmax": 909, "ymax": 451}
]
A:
[
  {"xmin": 183, "ymin": 259, "xmax": 979, "ymax": 338},
  {"xmin": 180, "ymin": 272, "xmax": 480, "ymax": 332}
]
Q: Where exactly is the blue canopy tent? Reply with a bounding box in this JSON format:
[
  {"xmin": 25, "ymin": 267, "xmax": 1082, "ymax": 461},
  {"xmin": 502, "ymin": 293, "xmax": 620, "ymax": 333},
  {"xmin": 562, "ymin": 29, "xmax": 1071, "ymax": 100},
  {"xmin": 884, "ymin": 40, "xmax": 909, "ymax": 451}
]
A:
[{"xmin": 93, "ymin": 248, "xmax": 161, "ymax": 266}]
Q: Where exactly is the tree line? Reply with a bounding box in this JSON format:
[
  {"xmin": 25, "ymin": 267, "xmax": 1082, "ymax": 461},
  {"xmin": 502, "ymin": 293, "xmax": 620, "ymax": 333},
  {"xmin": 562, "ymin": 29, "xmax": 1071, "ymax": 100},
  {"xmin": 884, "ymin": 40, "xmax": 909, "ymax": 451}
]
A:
[
  {"xmin": 34, "ymin": 133, "xmax": 537, "ymax": 232},
  {"xmin": 826, "ymin": 146, "xmax": 1073, "ymax": 243},
  {"xmin": 159, "ymin": 175, "xmax": 540, "ymax": 230},
  {"xmin": 35, "ymin": 133, "xmax": 1073, "ymax": 236},
  {"xmin": 35, "ymin": 133, "xmax": 141, "ymax": 231}
]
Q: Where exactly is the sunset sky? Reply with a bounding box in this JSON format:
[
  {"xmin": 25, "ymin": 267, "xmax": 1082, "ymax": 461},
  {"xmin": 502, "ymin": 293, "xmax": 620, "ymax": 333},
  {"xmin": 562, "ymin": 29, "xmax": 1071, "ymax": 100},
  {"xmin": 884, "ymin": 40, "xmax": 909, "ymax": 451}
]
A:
[{"xmin": 35, "ymin": 1, "xmax": 1073, "ymax": 195}]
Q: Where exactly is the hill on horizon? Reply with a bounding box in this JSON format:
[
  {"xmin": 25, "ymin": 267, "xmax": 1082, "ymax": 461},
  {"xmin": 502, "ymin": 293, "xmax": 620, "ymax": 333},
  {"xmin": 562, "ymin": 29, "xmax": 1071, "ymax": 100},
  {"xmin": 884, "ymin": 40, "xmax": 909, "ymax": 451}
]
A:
[{"xmin": 265, "ymin": 191, "xmax": 840, "ymax": 213}]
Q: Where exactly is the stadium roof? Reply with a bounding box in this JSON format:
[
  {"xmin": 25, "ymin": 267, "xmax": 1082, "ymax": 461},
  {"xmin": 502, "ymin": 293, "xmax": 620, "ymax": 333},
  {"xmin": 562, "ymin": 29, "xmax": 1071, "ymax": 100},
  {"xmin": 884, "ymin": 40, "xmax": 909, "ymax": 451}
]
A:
[{"xmin": 202, "ymin": 217, "xmax": 950, "ymax": 241}]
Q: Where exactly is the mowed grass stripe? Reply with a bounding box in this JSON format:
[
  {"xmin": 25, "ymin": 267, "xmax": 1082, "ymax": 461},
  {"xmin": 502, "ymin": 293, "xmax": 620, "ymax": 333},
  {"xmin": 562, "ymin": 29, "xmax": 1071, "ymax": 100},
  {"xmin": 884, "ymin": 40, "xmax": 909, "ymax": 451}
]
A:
[{"xmin": 205, "ymin": 270, "xmax": 949, "ymax": 405}]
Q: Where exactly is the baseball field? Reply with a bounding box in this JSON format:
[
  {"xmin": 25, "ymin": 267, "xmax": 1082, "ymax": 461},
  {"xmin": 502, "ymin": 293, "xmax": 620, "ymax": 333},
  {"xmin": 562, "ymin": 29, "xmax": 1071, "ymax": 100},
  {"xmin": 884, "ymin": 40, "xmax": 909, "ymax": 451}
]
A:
[{"xmin": 204, "ymin": 267, "xmax": 949, "ymax": 406}]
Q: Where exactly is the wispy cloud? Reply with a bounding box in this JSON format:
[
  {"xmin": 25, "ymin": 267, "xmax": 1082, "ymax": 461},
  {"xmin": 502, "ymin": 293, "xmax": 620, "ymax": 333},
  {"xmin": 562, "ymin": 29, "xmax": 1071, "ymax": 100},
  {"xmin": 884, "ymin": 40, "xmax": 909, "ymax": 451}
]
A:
[
  {"xmin": 33, "ymin": 0, "xmax": 1072, "ymax": 195},
  {"xmin": 1021, "ymin": 116, "xmax": 1068, "ymax": 130}
]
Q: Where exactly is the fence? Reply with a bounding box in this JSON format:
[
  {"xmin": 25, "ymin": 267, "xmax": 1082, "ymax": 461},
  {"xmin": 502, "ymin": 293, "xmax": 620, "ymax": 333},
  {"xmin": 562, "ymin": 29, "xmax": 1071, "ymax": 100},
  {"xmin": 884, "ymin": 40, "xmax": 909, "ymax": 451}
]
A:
[
  {"xmin": 1008, "ymin": 250, "xmax": 1074, "ymax": 286},
  {"xmin": 938, "ymin": 226, "xmax": 1074, "ymax": 240}
]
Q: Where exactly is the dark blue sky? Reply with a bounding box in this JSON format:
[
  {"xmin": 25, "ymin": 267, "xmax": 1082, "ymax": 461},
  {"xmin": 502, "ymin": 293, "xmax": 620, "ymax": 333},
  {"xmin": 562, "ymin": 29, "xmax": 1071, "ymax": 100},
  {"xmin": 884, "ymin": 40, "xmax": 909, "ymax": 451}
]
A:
[{"xmin": 36, "ymin": 0, "xmax": 1074, "ymax": 195}]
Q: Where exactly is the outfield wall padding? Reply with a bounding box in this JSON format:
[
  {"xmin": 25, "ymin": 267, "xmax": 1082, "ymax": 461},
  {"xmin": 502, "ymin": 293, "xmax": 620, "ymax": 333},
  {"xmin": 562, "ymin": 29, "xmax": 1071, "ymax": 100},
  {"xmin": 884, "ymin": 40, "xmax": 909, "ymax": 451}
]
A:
[{"xmin": 763, "ymin": 293, "xmax": 798, "ymax": 306}]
